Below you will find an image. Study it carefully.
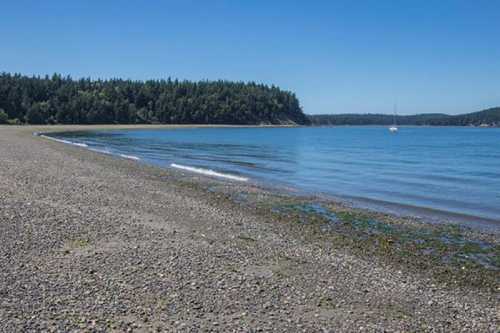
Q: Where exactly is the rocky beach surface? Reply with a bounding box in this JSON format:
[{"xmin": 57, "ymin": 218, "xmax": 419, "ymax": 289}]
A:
[{"xmin": 0, "ymin": 125, "xmax": 498, "ymax": 332}]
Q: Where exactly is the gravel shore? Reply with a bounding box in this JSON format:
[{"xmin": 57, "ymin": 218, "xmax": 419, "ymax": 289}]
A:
[{"xmin": 0, "ymin": 125, "xmax": 498, "ymax": 332}]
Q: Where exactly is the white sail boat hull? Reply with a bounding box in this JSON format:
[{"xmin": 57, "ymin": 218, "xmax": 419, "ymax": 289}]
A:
[{"xmin": 389, "ymin": 105, "xmax": 399, "ymax": 132}]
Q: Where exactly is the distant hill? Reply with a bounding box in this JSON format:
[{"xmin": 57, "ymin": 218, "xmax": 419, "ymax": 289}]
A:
[
  {"xmin": 308, "ymin": 107, "xmax": 500, "ymax": 126},
  {"xmin": 0, "ymin": 72, "xmax": 310, "ymax": 125}
]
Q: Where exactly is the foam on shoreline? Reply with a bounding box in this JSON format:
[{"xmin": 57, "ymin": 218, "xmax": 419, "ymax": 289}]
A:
[
  {"xmin": 171, "ymin": 163, "xmax": 248, "ymax": 182},
  {"xmin": 119, "ymin": 154, "xmax": 141, "ymax": 161},
  {"xmin": 88, "ymin": 147, "xmax": 113, "ymax": 155},
  {"xmin": 36, "ymin": 132, "xmax": 141, "ymax": 161},
  {"xmin": 39, "ymin": 134, "xmax": 88, "ymax": 147}
]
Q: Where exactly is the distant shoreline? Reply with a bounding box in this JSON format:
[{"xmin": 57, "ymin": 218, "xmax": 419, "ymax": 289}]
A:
[{"xmin": 309, "ymin": 107, "xmax": 500, "ymax": 127}]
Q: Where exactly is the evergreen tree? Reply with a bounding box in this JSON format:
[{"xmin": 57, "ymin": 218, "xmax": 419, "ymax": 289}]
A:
[
  {"xmin": 25, "ymin": 103, "xmax": 44, "ymax": 124},
  {"xmin": 0, "ymin": 108, "xmax": 8, "ymax": 124},
  {"xmin": 0, "ymin": 72, "xmax": 309, "ymax": 125}
]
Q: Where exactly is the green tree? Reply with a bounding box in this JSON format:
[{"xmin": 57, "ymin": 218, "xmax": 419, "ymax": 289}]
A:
[
  {"xmin": 0, "ymin": 108, "xmax": 8, "ymax": 124},
  {"xmin": 25, "ymin": 103, "xmax": 44, "ymax": 124}
]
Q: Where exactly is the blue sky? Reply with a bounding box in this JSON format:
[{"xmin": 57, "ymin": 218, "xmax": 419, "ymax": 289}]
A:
[{"xmin": 1, "ymin": 0, "xmax": 499, "ymax": 115}]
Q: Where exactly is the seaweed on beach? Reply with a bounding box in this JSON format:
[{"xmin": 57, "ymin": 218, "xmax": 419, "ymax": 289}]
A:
[{"xmin": 252, "ymin": 196, "xmax": 499, "ymax": 289}]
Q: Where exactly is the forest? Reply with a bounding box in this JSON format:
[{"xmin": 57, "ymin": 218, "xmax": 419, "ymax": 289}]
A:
[
  {"xmin": 1, "ymin": 72, "xmax": 498, "ymax": 127},
  {"xmin": 0, "ymin": 73, "xmax": 310, "ymax": 125},
  {"xmin": 309, "ymin": 108, "xmax": 500, "ymax": 127}
]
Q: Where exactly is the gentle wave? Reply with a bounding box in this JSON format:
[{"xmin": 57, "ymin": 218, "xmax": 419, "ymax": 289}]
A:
[
  {"xmin": 119, "ymin": 154, "xmax": 141, "ymax": 161},
  {"xmin": 88, "ymin": 148, "xmax": 112, "ymax": 155},
  {"xmin": 38, "ymin": 133, "xmax": 141, "ymax": 162},
  {"xmin": 170, "ymin": 163, "xmax": 248, "ymax": 182},
  {"xmin": 39, "ymin": 134, "xmax": 88, "ymax": 147}
]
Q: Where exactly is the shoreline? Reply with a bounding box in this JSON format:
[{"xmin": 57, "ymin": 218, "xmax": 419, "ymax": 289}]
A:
[
  {"xmin": 39, "ymin": 125, "xmax": 500, "ymax": 234},
  {"xmin": 1, "ymin": 125, "xmax": 498, "ymax": 331}
]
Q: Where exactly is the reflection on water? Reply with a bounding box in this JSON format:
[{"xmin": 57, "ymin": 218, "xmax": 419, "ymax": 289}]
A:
[{"xmin": 54, "ymin": 127, "xmax": 500, "ymax": 222}]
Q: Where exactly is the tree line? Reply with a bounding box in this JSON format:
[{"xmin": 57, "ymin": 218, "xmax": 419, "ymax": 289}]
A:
[
  {"xmin": 309, "ymin": 108, "xmax": 500, "ymax": 126},
  {"xmin": 0, "ymin": 73, "xmax": 310, "ymax": 125}
]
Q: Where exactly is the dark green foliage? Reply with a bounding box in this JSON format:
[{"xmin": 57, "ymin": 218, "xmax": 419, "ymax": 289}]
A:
[
  {"xmin": 25, "ymin": 103, "xmax": 45, "ymax": 124},
  {"xmin": 309, "ymin": 108, "xmax": 500, "ymax": 126},
  {"xmin": 0, "ymin": 108, "xmax": 8, "ymax": 124},
  {"xmin": 0, "ymin": 72, "xmax": 310, "ymax": 125}
]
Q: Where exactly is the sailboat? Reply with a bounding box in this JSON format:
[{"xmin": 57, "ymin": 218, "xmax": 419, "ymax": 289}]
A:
[{"xmin": 389, "ymin": 105, "xmax": 399, "ymax": 133}]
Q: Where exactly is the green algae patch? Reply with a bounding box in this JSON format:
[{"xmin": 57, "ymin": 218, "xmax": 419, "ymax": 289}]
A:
[
  {"xmin": 62, "ymin": 238, "xmax": 91, "ymax": 255},
  {"xmin": 261, "ymin": 197, "xmax": 499, "ymax": 290},
  {"xmin": 237, "ymin": 234, "xmax": 257, "ymax": 243},
  {"xmin": 67, "ymin": 238, "xmax": 90, "ymax": 248}
]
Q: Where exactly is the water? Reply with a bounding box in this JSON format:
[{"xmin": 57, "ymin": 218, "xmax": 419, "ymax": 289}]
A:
[{"xmin": 51, "ymin": 127, "xmax": 500, "ymax": 224}]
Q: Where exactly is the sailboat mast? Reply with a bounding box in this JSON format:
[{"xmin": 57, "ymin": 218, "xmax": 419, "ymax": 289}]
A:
[{"xmin": 388, "ymin": 104, "xmax": 399, "ymax": 132}]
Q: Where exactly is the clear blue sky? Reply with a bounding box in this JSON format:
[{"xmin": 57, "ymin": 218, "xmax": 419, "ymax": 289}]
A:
[{"xmin": 1, "ymin": 0, "xmax": 499, "ymax": 115}]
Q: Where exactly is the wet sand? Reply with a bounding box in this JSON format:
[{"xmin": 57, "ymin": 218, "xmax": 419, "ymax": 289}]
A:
[{"xmin": 0, "ymin": 125, "xmax": 498, "ymax": 332}]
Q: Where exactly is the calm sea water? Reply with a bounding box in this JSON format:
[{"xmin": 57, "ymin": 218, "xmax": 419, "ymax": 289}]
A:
[{"xmin": 52, "ymin": 127, "xmax": 500, "ymax": 224}]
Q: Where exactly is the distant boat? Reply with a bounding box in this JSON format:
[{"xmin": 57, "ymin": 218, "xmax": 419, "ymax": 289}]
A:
[{"xmin": 389, "ymin": 105, "xmax": 399, "ymax": 133}]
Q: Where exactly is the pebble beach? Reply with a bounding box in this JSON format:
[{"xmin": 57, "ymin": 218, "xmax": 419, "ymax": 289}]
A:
[{"xmin": 0, "ymin": 125, "xmax": 498, "ymax": 332}]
